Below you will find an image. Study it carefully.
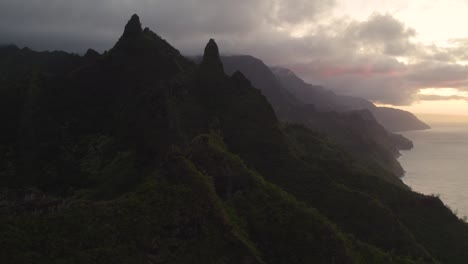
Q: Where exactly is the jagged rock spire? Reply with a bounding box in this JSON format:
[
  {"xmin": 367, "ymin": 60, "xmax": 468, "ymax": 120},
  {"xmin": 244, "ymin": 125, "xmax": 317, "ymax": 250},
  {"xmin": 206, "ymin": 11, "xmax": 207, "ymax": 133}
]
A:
[
  {"xmin": 203, "ymin": 39, "xmax": 221, "ymax": 63},
  {"xmin": 200, "ymin": 39, "xmax": 224, "ymax": 75},
  {"xmin": 113, "ymin": 14, "xmax": 143, "ymax": 52},
  {"xmin": 123, "ymin": 14, "xmax": 143, "ymax": 38},
  {"xmin": 112, "ymin": 14, "xmax": 144, "ymax": 53}
]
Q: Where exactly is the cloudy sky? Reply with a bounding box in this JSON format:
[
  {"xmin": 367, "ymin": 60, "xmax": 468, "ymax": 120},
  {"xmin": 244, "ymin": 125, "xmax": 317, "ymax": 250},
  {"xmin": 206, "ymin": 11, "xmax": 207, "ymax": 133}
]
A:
[{"xmin": 1, "ymin": 0, "xmax": 468, "ymax": 115}]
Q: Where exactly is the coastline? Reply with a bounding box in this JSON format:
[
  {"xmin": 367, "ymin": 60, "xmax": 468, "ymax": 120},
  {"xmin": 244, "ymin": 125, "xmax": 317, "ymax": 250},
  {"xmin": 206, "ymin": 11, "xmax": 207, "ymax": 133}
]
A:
[{"xmin": 398, "ymin": 122, "xmax": 468, "ymax": 218}]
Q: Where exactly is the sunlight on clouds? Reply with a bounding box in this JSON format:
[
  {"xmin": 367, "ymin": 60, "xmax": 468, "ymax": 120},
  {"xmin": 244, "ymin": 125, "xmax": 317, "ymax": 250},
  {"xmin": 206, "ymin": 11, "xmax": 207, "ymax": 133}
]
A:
[
  {"xmin": 378, "ymin": 100, "xmax": 468, "ymax": 117},
  {"xmin": 334, "ymin": 0, "xmax": 468, "ymax": 45},
  {"xmin": 419, "ymin": 88, "xmax": 468, "ymax": 97},
  {"xmin": 289, "ymin": 23, "xmax": 313, "ymax": 38},
  {"xmin": 395, "ymin": 56, "xmax": 409, "ymax": 64},
  {"xmin": 377, "ymin": 86, "xmax": 468, "ymax": 119},
  {"xmin": 274, "ymin": 22, "xmax": 314, "ymax": 38}
]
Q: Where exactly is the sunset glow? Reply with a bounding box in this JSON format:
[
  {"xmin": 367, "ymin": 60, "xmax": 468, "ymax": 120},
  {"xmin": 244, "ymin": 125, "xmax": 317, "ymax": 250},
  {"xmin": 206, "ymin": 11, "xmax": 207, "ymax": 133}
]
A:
[
  {"xmin": 418, "ymin": 88, "xmax": 468, "ymax": 97},
  {"xmin": 382, "ymin": 88, "xmax": 468, "ymax": 119}
]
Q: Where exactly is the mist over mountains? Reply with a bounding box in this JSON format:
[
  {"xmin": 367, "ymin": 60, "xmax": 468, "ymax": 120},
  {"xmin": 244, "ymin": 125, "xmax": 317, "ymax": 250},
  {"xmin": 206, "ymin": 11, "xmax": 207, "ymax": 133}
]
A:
[
  {"xmin": 220, "ymin": 55, "xmax": 420, "ymax": 176},
  {"xmin": 271, "ymin": 66, "xmax": 430, "ymax": 132},
  {"xmin": 1, "ymin": 14, "xmax": 467, "ymax": 264}
]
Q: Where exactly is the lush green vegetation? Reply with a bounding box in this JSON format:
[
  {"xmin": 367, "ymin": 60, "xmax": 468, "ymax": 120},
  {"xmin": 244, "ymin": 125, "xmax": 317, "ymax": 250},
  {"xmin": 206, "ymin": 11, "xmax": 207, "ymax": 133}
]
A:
[{"xmin": 1, "ymin": 14, "xmax": 468, "ymax": 263}]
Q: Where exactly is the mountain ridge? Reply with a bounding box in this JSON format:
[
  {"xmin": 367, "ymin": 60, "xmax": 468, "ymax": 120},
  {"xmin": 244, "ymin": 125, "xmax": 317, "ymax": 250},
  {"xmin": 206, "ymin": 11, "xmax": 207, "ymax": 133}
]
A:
[
  {"xmin": 220, "ymin": 55, "xmax": 413, "ymax": 177},
  {"xmin": 272, "ymin": 66, "xmax": 430, "ymax": 132},
  {"xmin": 1, "ymin": 14, "xmax": 468, "ymax": 264}
]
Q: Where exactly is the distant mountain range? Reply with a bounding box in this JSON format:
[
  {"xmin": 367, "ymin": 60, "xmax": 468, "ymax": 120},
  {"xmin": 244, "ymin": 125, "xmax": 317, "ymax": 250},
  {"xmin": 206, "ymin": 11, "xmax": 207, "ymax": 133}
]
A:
[
  {"xmin": 2, "ymin": 14, "xmax": 468, "ymax": 264},
  {"xmin": 272, "ymin": 67, "xmax": 430, "ymax": 132},
  {"xmin": 220, "ymin": 55, "xmax": 417, "ymax": 176}
]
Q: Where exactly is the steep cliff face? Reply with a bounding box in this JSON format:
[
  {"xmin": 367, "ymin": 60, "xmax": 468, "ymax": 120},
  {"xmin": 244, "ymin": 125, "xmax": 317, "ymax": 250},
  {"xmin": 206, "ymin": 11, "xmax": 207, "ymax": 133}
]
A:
[
  {"xmin": 373, "ymin": 107, "xmax": 430, "ymax": 131},
  {"xmin": 221, "ymin": 55, "xmax": 411, "ymax": 177},
  {"xmin": 221, "ymin": 55, "xmax": 302, "ymax": 121}
]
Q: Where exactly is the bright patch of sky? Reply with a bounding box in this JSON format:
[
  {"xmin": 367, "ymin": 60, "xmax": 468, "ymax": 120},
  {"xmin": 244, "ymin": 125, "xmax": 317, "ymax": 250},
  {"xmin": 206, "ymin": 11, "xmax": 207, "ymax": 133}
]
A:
[
  {"xmin": 336, "ymin": 0, "xmax": 468, "ymax": 116},
  {"xmin": 335, "ymin": 0, "xmax": 468, "ymax": 45},
  {"xmin": 419, "ymin": 88, "xmax": 468, "ymax": 97}
]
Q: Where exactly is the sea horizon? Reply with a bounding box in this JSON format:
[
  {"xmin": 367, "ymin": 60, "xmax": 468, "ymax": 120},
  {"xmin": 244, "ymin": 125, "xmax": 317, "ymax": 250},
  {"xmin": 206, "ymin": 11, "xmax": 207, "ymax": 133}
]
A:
[{"xmin": 400, "ymin": 119, "xmax": 468, "ymax": 219}]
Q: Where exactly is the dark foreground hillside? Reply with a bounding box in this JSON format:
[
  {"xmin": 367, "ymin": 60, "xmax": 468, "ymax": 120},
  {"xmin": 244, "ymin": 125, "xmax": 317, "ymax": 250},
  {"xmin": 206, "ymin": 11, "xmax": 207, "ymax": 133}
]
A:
[{"xmin": 1, "ymin": 15, "xmax": 468, "ymax": 264}]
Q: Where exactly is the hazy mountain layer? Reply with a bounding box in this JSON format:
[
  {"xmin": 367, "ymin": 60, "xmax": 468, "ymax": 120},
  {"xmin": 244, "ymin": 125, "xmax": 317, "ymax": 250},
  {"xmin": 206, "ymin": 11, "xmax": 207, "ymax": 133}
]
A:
[
  {"xmin": 272, "ymin": 67, "xmax": 430, "ymax": 132},
  {"xmin": 221, "ymin": 55, "xmax": 412, "ymax": 177}
]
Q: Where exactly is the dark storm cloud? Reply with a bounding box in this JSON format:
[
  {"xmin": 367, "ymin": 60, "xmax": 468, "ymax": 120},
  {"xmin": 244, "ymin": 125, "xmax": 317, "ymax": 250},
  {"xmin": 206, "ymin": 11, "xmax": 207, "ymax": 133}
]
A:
[
  {"xmin": 0, "ymin": 1, "xmax": 124, "ymax": 51},
  {"xmin": 269, "ymin": 0, "xmax": 335, "ymax": 25},
  {"xmin": 0, "ymin": 0, "xmax": 334, "ymax": 52}
]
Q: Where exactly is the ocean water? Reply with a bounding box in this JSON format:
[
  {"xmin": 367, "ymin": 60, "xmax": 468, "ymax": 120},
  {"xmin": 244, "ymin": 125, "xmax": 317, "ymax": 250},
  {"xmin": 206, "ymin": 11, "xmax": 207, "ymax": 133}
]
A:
[{"xmin": 399, "ymin": 122, "xmax": 468, "ymax": 219}]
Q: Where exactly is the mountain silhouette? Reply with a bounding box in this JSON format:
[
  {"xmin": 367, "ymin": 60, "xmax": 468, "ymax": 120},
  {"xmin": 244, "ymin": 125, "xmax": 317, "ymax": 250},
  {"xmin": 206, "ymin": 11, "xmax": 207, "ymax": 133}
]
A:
[
  {"xmin": 221, "ymin": 55, "xmax": 413, "ymax": 177},
  {"xmin": 272, "ymin": 66, "xmax": 430, "ymax": 132},
  {"xmin": 1, "ymin": 14, "xmax": 468, "ymax": 264}
]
